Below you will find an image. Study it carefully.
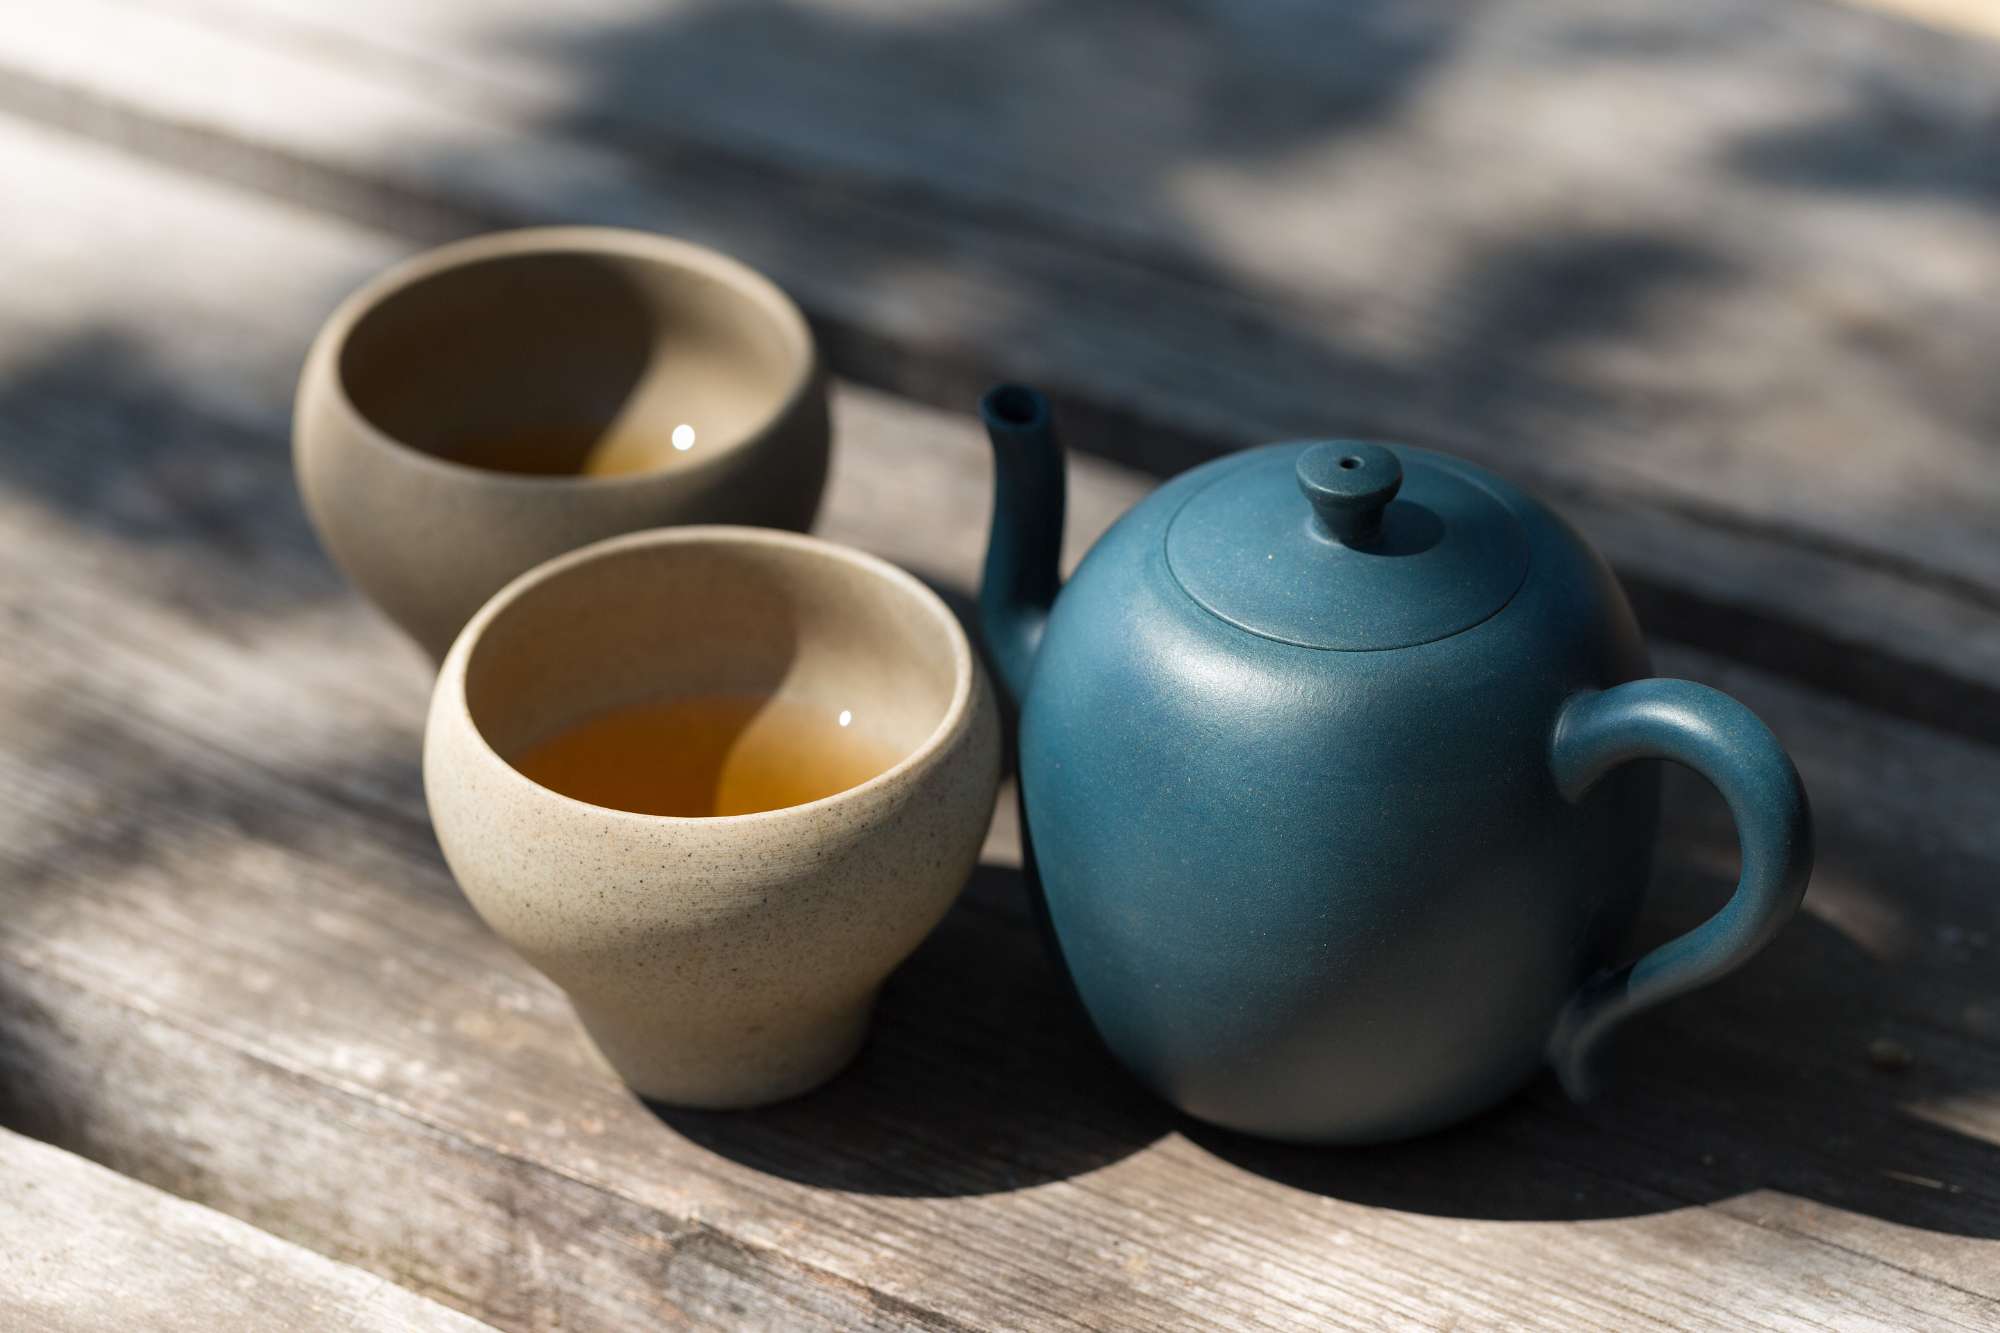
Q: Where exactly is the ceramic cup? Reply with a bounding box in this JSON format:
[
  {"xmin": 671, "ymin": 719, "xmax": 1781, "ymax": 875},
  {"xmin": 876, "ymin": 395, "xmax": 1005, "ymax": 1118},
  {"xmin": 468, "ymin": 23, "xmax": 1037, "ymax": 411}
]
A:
[
  {"xmin": 424, "ymin": 527, "xmax": 1001, "ymax": 1106},
  {"xmin": 295, "ymin": 227, "xmax": 829, "ymax": 660}
]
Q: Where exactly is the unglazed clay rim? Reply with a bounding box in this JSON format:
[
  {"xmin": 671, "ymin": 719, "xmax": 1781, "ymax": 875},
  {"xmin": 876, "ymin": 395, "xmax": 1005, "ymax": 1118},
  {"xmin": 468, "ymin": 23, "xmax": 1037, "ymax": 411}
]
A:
[
  {"xmin": 441, "ymin": 525, "xmax": 977, "ymax": 824},
  {"xmin": 310, "ymin": 226, "xmax": 819, "ymax": 490}
]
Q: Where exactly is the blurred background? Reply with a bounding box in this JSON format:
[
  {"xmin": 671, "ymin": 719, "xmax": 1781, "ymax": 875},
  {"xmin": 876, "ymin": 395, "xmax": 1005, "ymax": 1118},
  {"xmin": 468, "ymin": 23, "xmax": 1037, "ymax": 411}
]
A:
[
  {"xmin": 2, "ymin": 0, "xmax": 1996, "ymax": 687},
  {"xmin": 4, "ymin": 0, "xmax": 1998, "ymax": 729}
]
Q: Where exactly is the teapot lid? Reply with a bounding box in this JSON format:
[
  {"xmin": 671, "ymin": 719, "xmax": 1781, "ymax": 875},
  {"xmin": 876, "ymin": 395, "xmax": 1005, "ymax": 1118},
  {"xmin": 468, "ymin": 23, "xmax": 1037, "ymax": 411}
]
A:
[{"xmin": 1164, "ymin": 441, "xmax": 1529, "ymax": 651}]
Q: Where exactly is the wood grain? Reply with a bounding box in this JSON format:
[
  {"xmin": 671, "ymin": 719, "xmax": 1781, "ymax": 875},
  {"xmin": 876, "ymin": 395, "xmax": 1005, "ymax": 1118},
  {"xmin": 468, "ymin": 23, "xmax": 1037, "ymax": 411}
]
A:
[
  {"xmin": 0, "ymin": 112, "xmax": 1995, "ymax": 1329},
  {"xmin": 0, "ymin": 1126, "xmax": 498, "ymax": 1332},
  {"xmin": 2, "ymin": 0, "xmax": 1999, "ymax": 740}
]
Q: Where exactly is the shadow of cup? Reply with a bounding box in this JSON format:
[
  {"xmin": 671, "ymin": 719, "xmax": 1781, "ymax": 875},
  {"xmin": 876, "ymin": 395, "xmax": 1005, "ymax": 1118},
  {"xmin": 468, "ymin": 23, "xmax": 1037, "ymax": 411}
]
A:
[
  {"xmin": 650, "ymin": 860, "xmax": 1173, "ymax": 1196},
  {"xmin": 295, "ymin": 226, "xmax": 830, "ymax": 660}
]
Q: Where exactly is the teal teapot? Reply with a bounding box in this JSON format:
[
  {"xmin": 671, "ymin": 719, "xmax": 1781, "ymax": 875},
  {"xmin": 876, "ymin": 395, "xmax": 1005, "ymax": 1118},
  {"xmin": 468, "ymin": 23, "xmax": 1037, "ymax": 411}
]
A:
[{"xmin": 978, "ymin": 384, "xmax": 1812, "ymax": 1144}]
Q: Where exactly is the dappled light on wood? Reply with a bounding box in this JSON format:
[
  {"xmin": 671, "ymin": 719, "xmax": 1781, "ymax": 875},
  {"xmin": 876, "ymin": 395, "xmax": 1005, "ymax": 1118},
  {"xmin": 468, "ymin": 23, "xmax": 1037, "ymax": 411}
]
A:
[{"xmin": 0, "ymin": 0, "xmax": 1997, "ymax": 1326}]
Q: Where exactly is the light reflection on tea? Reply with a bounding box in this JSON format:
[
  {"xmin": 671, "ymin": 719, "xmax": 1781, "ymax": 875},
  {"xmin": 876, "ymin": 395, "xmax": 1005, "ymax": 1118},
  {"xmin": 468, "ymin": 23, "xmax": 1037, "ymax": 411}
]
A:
[
  {"xmin": 508, "ymin": 692, "xmax": 899, "ymax": 817},
  {"xmin": 453, "ymin": 423, "xmax": 699, "ymax": 477}
]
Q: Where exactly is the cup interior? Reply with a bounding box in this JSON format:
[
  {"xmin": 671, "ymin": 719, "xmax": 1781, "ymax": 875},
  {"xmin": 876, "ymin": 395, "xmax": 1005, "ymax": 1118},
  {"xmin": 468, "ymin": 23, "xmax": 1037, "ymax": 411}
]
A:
[
  {"xmin": 462, "ymin": 533, "xmax": 965, "ymax": 813},
  {"xmin": 338, "ymin": 243, "xmax": 807, "ymax": 478}
]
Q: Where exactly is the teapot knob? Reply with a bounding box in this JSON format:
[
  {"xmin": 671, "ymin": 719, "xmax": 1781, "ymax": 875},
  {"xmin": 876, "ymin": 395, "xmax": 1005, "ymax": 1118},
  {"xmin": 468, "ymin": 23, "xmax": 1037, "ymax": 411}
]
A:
[{"xmin": 1297, "ymin": 442, "xmax": 1402, "ymax": 547}]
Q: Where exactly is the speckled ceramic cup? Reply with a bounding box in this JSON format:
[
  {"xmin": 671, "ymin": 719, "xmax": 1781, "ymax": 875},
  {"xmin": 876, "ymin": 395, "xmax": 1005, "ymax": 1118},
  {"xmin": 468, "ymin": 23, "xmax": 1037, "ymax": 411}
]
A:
[
  {"xmin": 296, "ymin": 227, "xmax": 829, "ymax": 660},
  {"xmin": 424, "ymin": 527, "xmax": 1001, "ymax": 1107}
]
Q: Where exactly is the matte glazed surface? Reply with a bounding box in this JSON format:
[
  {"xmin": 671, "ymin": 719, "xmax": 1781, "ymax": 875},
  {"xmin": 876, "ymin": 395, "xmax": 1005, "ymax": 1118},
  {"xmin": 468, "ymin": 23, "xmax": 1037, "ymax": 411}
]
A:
[
  {"xmin": 1165, "ymin": 442, "xmax": 1530, "ymax": 650},
  {"xmin": 980, "ymin": 387, "xmax": 1811, "ymax": 1143},
  {"xmin": 426, "ymin": 527, "xmax": 1001, "ymax": 1107},
  {"xmin": 296, "ymin": 227, "xmax": 830, "ymax": 660}
]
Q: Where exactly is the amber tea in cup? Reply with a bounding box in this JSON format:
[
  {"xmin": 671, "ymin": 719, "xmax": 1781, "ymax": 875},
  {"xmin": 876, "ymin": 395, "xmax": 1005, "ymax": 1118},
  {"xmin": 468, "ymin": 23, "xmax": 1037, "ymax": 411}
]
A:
[
  {"xmin": 294, "ymin": 226, "xmax": 831, "ymax": 660},
  {"xmin": 425, "ymin": 526, "xmax": 1002, "ymax": 1107},
  {"xmin": 509, "ymin": 691, "xmax": 902, "ymax": 817},
  {"xmin": 459, "ymin": 425, "xmax": 706, "ymax": 479}
]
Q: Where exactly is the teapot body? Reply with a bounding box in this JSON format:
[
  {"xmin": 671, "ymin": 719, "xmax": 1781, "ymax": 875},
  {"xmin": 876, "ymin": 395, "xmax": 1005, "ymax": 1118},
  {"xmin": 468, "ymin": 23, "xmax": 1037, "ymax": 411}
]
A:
[{"xmin": 1018, "ymin": 446, "xmax": 1657, "ymax": 1143}]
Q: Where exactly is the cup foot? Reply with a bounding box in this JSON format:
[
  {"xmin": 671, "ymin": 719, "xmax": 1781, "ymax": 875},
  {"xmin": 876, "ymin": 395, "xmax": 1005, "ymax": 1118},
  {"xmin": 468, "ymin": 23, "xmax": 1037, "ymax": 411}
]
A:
[{"xmin": 573, "ymin": 994, "xmax": 874, "ymax": 1110}]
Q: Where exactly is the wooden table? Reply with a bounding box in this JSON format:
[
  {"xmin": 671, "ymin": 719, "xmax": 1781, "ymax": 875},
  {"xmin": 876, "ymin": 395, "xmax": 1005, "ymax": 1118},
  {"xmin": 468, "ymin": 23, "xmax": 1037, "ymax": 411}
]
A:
[{"xmin": 2, "ymin": 2, "xmax": 1996, "ymax": 1327}]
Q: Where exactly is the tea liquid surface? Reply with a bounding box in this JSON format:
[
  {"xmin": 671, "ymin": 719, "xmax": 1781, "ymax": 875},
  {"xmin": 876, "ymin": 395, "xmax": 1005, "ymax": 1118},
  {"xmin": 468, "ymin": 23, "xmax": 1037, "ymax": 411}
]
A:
[
  {"xmin": 451, "ymin": 425, "xmax": 700, "ymax": 477},
  {"xmin": 508, "ymin": 692, "xmax": 900, "ymax": 817}
]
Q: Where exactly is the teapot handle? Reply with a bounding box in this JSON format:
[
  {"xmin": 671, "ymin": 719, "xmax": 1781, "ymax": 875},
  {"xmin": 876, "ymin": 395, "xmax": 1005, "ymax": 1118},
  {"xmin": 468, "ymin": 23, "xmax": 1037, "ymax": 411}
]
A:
[{"xmin": 1546, "ymin": 678, "xmax": 1812, "ymax": 1099}]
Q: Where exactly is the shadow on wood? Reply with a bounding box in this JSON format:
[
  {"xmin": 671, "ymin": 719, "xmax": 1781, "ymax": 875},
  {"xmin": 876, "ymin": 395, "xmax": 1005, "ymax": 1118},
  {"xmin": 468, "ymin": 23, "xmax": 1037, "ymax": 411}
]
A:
[
  {"xmin": 0, "ymin": 329, "xmax": 345, "ymax": 623},
  {"xmin": 482, "ymin": 0, "xmax": 2000, "ymax": 750},
  {"xmin": 646, "ymin": 862, "xmax": 1170, "ymax": 1198},
  {"xmin": 1189, "ymin": 829, "xmax": 2000, "ymax": 1237}
]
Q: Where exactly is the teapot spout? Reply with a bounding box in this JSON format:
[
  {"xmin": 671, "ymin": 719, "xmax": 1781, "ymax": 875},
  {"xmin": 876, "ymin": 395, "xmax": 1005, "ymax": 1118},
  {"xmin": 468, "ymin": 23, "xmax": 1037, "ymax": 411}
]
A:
[{"xmin": 978, "ymin": 384, "xmax": 1065, "ymax": 707}]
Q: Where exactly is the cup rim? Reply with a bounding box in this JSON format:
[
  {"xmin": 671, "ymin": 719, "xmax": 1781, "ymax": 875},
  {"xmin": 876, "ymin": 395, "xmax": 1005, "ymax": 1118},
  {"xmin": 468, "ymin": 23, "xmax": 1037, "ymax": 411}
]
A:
[
  {"xmin": 310, "ymin": 226, "xmax": 819, "ymax": 490},
  {"xmin": 436, "ymin": 525, "xmax": 979, "ymax": 824}
]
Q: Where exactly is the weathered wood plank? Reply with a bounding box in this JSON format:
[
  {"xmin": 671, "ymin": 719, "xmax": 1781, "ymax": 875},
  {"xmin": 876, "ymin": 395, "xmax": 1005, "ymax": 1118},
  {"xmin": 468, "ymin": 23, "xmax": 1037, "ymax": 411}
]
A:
[
  {"xmin": 2, "ymin": 0, "xmax": 1999, "ymax": 740},
  {"xmin": 5, "ymin": 610, "xmax": 1999, "ymax": 1332},
  {"xmin": 0, "ymin": 113, "xmax": 1995, "ymax": 1330},
  {"xmin": 6, "ymin": 389, "xmax": 2000, "ymax": 1329},
  {"xmin": 0, "ymin": 1125, "xmax": 499, "ymax": 1332}
]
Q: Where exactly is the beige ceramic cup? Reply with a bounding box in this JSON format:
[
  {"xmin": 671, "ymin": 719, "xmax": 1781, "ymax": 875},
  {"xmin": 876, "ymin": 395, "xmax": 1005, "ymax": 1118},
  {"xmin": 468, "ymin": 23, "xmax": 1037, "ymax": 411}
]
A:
[
  {"xmin": 424, "ymin": 527, "xmax": 1001, "ymax": 1107},
  {"xmin": 295, "ymin": 227, "xmax": 829, "ymax": 660}
]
